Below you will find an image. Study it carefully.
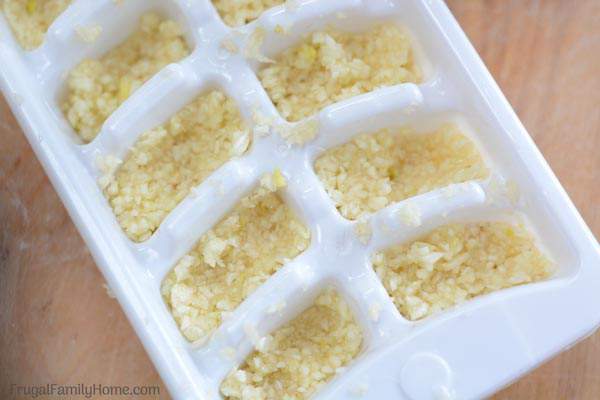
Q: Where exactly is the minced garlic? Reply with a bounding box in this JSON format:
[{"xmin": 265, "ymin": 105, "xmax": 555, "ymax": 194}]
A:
[
  {"xmin": 212, "ymin": 0, "xmax": 284, "ymax": 27},
  {"xmin": 104, "ymin": 91, "xmax": 249, "ymax": 242},
  {"xmin": 277, "ymin": 119, "xmax": 319, "ymax": 145},
  {"xmin": 354, "ymin": 217, "xmax": 372, "ymax": 245},
  {"xmin": 161, "ymin": 185, "xmax": 310, "ymax": 342},
  {"xmin": 272, "ymin": 169, "xmax": 286, "ymax": 188},
  {"xmin": 102, "ymin": 283, "xmax": 116, "ymax": 299},
  {"xmin": 75, "ymin": 24, "xmax": 102, "ymax": 43},
  {"xmin": 397, "ymin": 203, "xmax": 422, "ymax": 227},
  {"xmin": 220, "ymin": 288, "xmax": 362, "ymax": 400},
  {"xmin": 221, "ymin": 37, "xmax": 239, "ymax": 53},
  {"xmin": 372, "ymin": 221, "xmax": 553, "ymax": 321},
  {"xmin": 62, "ymin": 12, "xmax": 190, "ymax": 142},
  {"xmin": 244, "ymin": 27, "xmax": 274, "ymax": 64},
  {"xmin": 259, "ymin": 24, "xmax": 421, "ymax": 122},
  {"xmin": 3, "ymin": 0, "xmax": 72, "ymax": 50},
  {"xmin": 260, "ymin": 169, "xmax": 287, "ymax": 192},
  {"xmin": 315, "ymin": 124, "xmax": 488, "ymax": 220}
]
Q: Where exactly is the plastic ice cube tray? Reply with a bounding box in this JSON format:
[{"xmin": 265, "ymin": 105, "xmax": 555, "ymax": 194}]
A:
[{"xmin": 1, "ymin": 0, "xmax": 599, "ymax": 399}]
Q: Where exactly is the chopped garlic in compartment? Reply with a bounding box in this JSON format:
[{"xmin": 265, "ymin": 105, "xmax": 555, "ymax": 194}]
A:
[
  {"xmin": 212, "ymin": 0, "xmax": 284, "ymax": 27},
  {"xmin": 3, "ymin": 0, "xmax": 72, "ymax": 50},
  {"xmin": 104, "ymin": 90, "xmax": 249, "ymax": 243},
  {"xmin": 373, "ymin": 221, "xmax": 553, "ymax": 321},
  {"xmin": 161, "ymin": 185, "xmax": 310, "ymax": 343},
  {"xmin": 62, "ymin": 12, "xmax": 191, "ymax": 142},
  {"xmin": 259, "ymin": 24, "xmax": 421, "ymax": 122},
  {"xmin": 315, "ymin": 124, "xmax": 489, "ymax": 220},
  {"xmin": 220, "ymin": 288, "xmax": 363, "ymax": 400}
]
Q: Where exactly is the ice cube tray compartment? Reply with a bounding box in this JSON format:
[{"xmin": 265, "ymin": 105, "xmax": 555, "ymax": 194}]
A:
[
  {"xmin": 27, "ymin": 0, "xmax": 199, "ymax": 124},
  {"xmin": 1, "ymin": 0, "xmax": 599, "ymax": 399}
]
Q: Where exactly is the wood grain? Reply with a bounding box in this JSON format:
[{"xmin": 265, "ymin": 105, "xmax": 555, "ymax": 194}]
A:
[
  {"xmin": 0, "ymin": 0, "xmax": 598, "ymax": 399},
  {"xmin": 446, "ymin": 1, "xmax": 600, "ymax": 399}
]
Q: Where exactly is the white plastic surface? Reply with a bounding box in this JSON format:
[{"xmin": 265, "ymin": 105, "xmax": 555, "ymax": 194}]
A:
[{"xmin": 1, "ymin": 1, "xmax": 600, "ymax": 399}]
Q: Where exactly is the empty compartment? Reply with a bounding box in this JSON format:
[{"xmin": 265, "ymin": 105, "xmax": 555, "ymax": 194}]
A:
[
  {"xmin": 102, "ymin": 90, "xmax": 250, "ymax": 242},
  {"xmin": 212, "ymin": 0, "xmax": 283, "ymax": 27},
  {"xmin": 2, "ymin": 0, "xmax": 72, "ymax": 50},
  {"xmin": 161, "ymin": 180, "xmax": 310, "ymax": 343},
  {"xmin": 61, "ymin": 12, "xmax": 191, "ymax": 142},
  {"xmin": 315, "ymin": 123, "xmax": 489, "ymax": 220},
  {"xmin": 220, "ymin": 287, "xmax": 363, "ymax": 400},
  {"xmin": 259, "ymin": 23, "xmax": 421, "ymax": 122},
  {"xmin": 372, "ymin": 220, "xmax": 554, "ymax": 321}
]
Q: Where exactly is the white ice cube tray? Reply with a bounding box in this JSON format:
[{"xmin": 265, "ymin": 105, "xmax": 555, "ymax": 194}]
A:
[{"xmin": 1, "ymin": 0, "xmax": 599, "ymax": 399}]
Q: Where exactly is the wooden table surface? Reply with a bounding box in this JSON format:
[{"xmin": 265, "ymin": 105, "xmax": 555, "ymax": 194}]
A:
[{"xmin": 1, "ymin": 0, "xmax": 598, "ymax": 398}]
